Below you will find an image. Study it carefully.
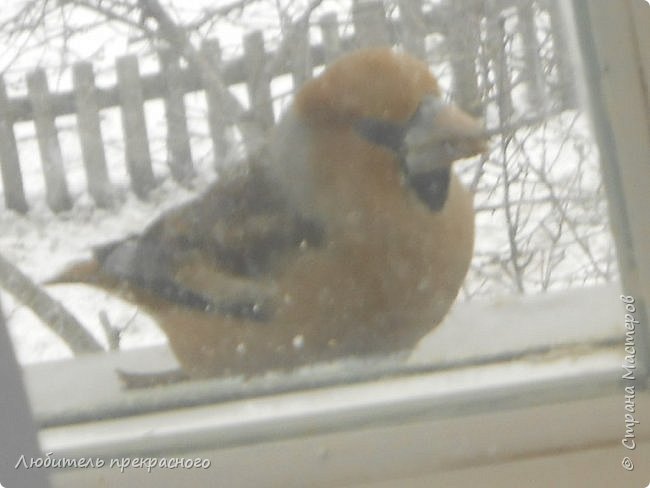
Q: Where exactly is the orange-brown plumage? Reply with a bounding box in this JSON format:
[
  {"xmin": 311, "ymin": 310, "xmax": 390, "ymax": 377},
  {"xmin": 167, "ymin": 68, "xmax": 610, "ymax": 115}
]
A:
[{"xmin": 49, "ymin": 48, "xmax": 486, "ymax": 379}]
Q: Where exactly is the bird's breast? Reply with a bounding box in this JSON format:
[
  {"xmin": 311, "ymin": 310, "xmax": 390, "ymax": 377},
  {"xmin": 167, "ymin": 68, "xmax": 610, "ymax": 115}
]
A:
[{"xmin": 273, "ymin": 165, "xmax": 474, "ymax": 355}]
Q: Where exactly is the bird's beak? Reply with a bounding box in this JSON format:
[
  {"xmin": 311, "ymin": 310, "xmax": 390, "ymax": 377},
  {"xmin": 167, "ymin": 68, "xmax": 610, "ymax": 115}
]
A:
[{"xmin": 403, "ymin": 96, "xmax": 488, "ymax": 175}]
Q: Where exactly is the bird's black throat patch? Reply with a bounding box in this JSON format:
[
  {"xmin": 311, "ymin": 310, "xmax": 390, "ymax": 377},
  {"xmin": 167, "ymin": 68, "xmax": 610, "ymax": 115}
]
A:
[
  {"xmin": 354, "ymin": 117, "xmax": 451, "ymax": 212},
  {"xmin": 405, "ymin": 168, "xmax": 450, "ymax": 211}
]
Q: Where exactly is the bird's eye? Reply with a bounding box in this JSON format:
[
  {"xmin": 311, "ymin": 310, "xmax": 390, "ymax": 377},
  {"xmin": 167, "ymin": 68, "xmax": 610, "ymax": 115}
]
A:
[{"xmin": 354, "ymin": 118, "xmax": 406, "ymax": 153}]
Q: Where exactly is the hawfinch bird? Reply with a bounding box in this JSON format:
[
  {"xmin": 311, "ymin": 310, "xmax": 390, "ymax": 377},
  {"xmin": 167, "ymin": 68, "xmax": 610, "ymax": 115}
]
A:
[{"xmin": 49, "ymin": 48, "xmax": 486, "ymax": 379}]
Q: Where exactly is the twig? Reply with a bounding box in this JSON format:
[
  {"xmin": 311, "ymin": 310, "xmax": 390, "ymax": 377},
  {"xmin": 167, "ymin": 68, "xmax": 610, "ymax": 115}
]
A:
[
  {"xmin": 136, "ymin": 0, "xmax": 244, "ymax": 123},
  {"xmin": 98, "ymin": 309, "xmax": 120, "ymax": 350},
  {"xmin": 0, "ymin": 252, "xmax": 103, "ymax": 354},
  {"xmin": 262, "ymin": 0, "xmax": 325, "ymax": 79}
]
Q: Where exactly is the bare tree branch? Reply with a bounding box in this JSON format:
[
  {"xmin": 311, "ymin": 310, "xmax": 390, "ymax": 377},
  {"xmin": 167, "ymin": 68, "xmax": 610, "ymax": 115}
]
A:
[
  {"xmin": 0, "ymin": 252, "xmax": 103, "ymax": 354},
  {"xmin": 137, "ymin": 0, "xmax": 244, "ymax": 120}
]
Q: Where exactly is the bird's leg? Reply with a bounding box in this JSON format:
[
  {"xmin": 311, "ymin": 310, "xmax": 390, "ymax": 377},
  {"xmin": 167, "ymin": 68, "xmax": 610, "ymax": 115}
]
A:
[{"xmin": 116, "ymin": 367, "xmax": 190, "ymax": 389}]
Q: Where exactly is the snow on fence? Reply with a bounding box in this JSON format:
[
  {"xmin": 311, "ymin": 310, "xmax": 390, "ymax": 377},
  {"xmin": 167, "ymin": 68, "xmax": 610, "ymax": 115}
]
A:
[{"xmin": 0, "ymin": 0, "xmax": 574, "ymax": 214}]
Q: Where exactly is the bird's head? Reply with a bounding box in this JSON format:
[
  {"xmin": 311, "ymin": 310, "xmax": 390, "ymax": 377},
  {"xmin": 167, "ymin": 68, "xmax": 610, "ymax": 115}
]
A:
[{"xmin": 294, "ymin": 48, "xmax": 487, "ymax": 208}]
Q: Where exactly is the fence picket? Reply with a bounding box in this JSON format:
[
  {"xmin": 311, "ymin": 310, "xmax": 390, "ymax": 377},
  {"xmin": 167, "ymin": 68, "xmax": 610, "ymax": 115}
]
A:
[
  {"xmin": 398, "ymin": 0, "xmax": 426, "ymax": 59},
  {"xmin": 200, "ymin": 39, "xmax": 230, "ymax": 166},
  {"xmin": 487, "ymin": 11, "xmax": 514, "ymax": 121},
  {"xmin": 160, "ymin": 49, "xmax": 195, "ymax": 184},
  {"xmin": 447, "ymin": 1, "xmax": 483, "ymax": 116},
  {"xmin": 547, "ymin": 0, "xmax": 577, "ymax": 109},
  {"xmin": 353, "ymin": 1, "xmax": 390, "ymax": 48},
  {"xmin": 518, "ymin": 2, "xmax": 547, "ymax": 111},
  {"xmin": 319, "ymin": 13, "xmax": 342, "ymax": 63},
  {"xmin": 26, "ymin": 69, "xmax": 72, "ymax": 212},
  {"xmin": 116, "ymin": 55, "xmax": 156, "ymax": 198},
  {"xmin": 73, "ymin": 62, "xmax": 113, "ymax": 207},
  {"xmin": 0, "ymin": 77, "xmax": 28, "ymax": 213},
  {"xmin": 243, "ymin": 31, "xmax": 274, "ymax": 129},
  {"xmin": 290, "ymin": 26, "xmax": 313, "ymax": 89}
]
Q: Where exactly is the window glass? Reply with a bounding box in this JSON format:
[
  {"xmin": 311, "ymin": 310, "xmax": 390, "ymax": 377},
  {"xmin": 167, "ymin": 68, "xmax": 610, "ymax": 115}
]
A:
[{"xmin": 0, "ymin": 0, "xmax": 624, "ymax": 422}]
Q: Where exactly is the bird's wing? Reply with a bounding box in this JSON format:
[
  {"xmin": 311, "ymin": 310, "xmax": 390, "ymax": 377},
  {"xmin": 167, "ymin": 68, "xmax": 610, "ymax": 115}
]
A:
[{"xmin": 91, "ymin": 165, "xmax": 325, "ymax": 321}]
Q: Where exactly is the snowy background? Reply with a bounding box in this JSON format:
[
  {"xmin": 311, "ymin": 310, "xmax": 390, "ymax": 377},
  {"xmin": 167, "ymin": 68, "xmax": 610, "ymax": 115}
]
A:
[{"xmin": 0, "ymin": 0, "xmax": 619, "ymax": 364}]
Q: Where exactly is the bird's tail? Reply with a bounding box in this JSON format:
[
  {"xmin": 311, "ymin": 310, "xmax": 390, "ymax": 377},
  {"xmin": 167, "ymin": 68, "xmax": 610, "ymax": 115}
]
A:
[{"xmin": 45, "ymin": 258, "xmax": 106, "ymax": 286}]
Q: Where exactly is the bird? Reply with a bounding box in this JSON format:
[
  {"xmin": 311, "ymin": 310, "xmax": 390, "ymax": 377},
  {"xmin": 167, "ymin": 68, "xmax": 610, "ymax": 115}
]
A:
[{"xmin": 48, "ymin": 47, "xmax": 487, "ymax": 381}]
